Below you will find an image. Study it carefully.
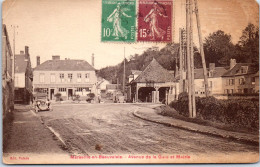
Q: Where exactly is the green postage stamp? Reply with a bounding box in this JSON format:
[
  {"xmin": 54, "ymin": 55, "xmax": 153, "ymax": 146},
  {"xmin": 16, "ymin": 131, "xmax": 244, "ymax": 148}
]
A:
[{"xmin": 101, "ymin": 0, "xmax": 136, "ymax": 42}]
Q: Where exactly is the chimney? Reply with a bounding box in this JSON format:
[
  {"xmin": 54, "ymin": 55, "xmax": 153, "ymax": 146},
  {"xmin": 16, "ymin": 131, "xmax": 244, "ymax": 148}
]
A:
[
  {"xmin": 209, "ymin": 63, "xmax": 215, "ymax": 71},
  {"xmin": 36, "ymin": 56, "xmax": 40, "ymax": 66},
  {"xmin": 230, "ymin": 59, "xmax": 236, "ymax": 69},
  {"xmin": 24, "ymin": 46, "xmax": 29, "ymax": 61},
  {"xmin": 20, "ymin": 51, "xmax": 24, "ymax": 54},
  {"xmin": 52, "ymin": 55, "xmax": 60, "ymax": 60},
  {"xmin": 92, "ymin": 53, "xmax": 95, "ymax": 67}
]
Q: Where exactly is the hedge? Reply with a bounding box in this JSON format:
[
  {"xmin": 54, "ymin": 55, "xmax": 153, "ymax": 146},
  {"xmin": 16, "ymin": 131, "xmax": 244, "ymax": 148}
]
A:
[{"xmin": 169, "ymin": 92, "xmax": 259, "ymax": 129}]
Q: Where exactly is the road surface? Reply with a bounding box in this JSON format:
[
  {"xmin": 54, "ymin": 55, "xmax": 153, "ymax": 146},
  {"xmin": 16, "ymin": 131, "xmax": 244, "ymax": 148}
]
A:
[{"xmin": 37, "ymin": 103, "xmax": 258, "ymax": 156}]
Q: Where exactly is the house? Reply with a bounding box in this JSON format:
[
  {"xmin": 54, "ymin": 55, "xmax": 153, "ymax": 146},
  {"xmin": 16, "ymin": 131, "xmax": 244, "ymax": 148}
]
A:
[
  {"xmin": 33, "ymin": 56, "xmax": 97, "ymax": 101},
  {"xmin": 14, "ymin": 46, "xmax": 33, "ymax": 104},
  {"xmin": 130, "ymin": 58, "xmax": 177, "ymax": 103},
  {"xmin": 128, "ymin": 70, "xmax": 142, "ymax": 83},
  {"xmin": 2, "ymin": 24, "xmax": 14, "ymax": 118},
  {"xmin": 106, "ymin": 84, "xmax": 121, "ymax": 94},
  {"xmin": 96, "ymin": 77, "xmax": 110, "ymax": 97},
  {"xmin": 222, "ymin": 59, "xmax": 258, "ymax": 94},
  {"xmin": 194, "ymin": 63, "xmax": 228, "ymax": 96}
]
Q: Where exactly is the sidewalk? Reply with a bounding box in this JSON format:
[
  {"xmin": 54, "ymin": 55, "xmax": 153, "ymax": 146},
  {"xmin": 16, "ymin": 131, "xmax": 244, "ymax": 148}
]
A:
[
  {"xmin": 3, "ymin": 104, "xmax": 66, "ymax": 163},
  {"xmin": 133, "ymin": 106, "xmax": 259, "ymax": 145}
]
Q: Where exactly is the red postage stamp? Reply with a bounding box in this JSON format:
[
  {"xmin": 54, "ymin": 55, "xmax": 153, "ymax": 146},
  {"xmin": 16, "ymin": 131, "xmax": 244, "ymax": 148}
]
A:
[{"xmin": 138, "ymin": 0, "xmax": 173, "ymax": 42}]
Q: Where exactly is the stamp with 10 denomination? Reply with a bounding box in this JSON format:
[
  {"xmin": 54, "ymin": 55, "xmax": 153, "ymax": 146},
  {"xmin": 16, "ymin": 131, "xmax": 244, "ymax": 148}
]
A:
[{"xmin": 101, "ymin": 0, "xmax": 136, "ymax": 42}]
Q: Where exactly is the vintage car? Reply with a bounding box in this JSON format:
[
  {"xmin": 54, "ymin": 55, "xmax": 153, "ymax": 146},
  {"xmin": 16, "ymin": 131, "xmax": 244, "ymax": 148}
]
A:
[{"xmin": 33, "ymin": 92, "xmax": 52, "ymax": 112}]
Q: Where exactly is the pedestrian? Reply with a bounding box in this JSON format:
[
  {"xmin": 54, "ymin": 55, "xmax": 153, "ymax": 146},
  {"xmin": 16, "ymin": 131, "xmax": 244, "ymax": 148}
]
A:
[{"xmin": 46, "ymin": 99, "xmax": 50, "ymax": 109}]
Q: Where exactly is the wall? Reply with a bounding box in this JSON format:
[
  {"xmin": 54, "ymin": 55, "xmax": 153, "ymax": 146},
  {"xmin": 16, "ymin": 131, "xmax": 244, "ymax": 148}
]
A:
[
  {"xmin": 33, "ymin": 70, "xmax": 97, "ymax": 85},
  {"xmin": 194, "ymin": 77, "xmax": 223, "ymax": 96},
  {"xmin": 14, "ymin": 73, "xmax": 25, "ymax": 88}
]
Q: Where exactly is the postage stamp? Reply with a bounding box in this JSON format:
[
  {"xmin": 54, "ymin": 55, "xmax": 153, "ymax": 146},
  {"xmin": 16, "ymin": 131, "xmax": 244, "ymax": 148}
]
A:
[
  {"xmin": 138, "ymin": 0, "xmax": 173, "ymax": 42},
  {"xmin": 101, "ymin": 0, "xmax": 136, "ymax": 42}
]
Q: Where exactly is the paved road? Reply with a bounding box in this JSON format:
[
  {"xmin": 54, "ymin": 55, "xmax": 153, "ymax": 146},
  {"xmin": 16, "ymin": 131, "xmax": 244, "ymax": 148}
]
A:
[{"xmin": 37, "ymin": 103, "xmax": 258, "ymax": 156}]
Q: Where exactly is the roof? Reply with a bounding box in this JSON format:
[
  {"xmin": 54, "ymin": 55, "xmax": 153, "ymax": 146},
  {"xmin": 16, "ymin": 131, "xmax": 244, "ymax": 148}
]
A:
[
  {"xmin": 222, "ymin": 63, "xmax": 258, "ymax": 77},
  {"xmin": 131, "ymin": 70, "xmax": 142, "ymax": 75},
  {"xmin": 133, "ymin": 58, "xmax": 176, "ymax": 83},
  {"xmin": 106, "ymin": 84, "xmax": 121, "ymax": 90},
  {"xmin": 15, "ymin": 54, "xmax": 27, "ymax": 73},
  {"xmin": 194, "ymin": 67, "xmax": 229, "ymax": 79},
  {"xmin": 34, "ymin": 59, "xmax": 95, "ymax": 71}
]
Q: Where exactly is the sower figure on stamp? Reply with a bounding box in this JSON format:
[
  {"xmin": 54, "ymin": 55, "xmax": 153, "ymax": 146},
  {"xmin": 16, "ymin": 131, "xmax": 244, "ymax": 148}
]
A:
[
  {"xmin": 107, "ymin": 3, "xmax": 132, "ymax": 39},
  {"xmin": 144, "ymin": 1, "xmax": 168, "ymax": 40}
]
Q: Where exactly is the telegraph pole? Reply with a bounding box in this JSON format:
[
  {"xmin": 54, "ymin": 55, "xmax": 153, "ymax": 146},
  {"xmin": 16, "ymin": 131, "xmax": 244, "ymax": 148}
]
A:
[
  {"xmin": 179, "ymin": 28, "xmax": 183, "ymax": 93},
  {"xmin": 123, "ymin": 47, "xmax": 126, "ymax": 96},
  {"xmin": 190, "ymin": 0, "xmax": 196, "ymax": 117},
  {"xmin": 194, "ymin": 0, "xmax": 209, "ymax": 97},
  {"xmin": 186, "ymin": 0, "xmax": 192, "ymax": 118}
]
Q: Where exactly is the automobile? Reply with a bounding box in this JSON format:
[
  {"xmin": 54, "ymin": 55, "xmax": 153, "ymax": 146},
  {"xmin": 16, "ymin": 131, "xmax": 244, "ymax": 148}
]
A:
[{"xmin": 33, "ymin": 92, "xmax": 52, "ymax": 112}]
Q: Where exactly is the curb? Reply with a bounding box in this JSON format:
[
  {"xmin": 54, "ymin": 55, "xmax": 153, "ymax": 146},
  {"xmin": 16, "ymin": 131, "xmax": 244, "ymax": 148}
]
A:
[{"xmin": 133, "ymin": 109, "xmax": 259, "ymax": 146}]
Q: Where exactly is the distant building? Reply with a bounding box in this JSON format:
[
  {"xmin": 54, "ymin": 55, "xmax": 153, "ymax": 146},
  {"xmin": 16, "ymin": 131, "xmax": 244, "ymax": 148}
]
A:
[
  {"xmin": 128, "ymin": 70, "xmax": 142, "ymax": 83},
  {"xmin": 2, "ymin": 24, "xmax": 14, "ymax": 117},
  {"xmin": 96, "ymin": 77, "xmax": 110, "ymax": 97},
  {"xmin": 222, "ymin": 59, "xmax": 258, "ymax": 94},
  {"xmin": 194, "ymin": 63, "xmax": 228, "ymax": 96},
  {"xmin": 129, "ymin": 58, "xmax": 177, "ymax": 103},
  {"xmin": 14, "ymin": 46, "xmax": 33, "ymax": 104},
  {"xmin": 106, "ymin": 84, "xmax": 121, "ymax": 94},
  {"xmin": 33, "ymin": 56, "xmax": 97, "ymax": 101}
]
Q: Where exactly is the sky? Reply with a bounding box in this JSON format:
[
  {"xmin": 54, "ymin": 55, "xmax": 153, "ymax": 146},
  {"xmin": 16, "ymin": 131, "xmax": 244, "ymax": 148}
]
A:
[{"xmin": 2, "ymin": 0, "xmax": 259, "ymax": 69}]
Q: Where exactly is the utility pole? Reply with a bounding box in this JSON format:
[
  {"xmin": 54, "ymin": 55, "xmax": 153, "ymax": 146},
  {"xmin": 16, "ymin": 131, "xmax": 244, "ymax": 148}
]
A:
[
  {"xmin": 190, "ymin": 0, "xmax": 196, "ymax": 117},
  {"xmin": 11, "ymin": 25, "xmax": 18, "ymax": 81},
  {"xmin": 179, "ymin": 28, "xmax": 183, "ymax": 93},
  {"xmin": 123, "ymin": 47, "xmax": 126, "ymax": 96},
  {"xmin": 186, "ymin": 0, "xmax": 192, "ymax": 118},
  {"xmin": 194, "ymin": 0, "xmax": 209, "ymax": 97}
]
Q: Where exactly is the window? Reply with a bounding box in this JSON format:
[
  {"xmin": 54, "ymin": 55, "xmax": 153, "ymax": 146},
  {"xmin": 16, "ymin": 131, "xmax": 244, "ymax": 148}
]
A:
[
  {"xmin": 68, "ymin": 73, "xmax": 73, "ymax": 82},
  {"xmin": 77, "ymin": 73, "xmax": 82, "ymax": 82},
  {"xmin": 252, "ymin": 77, "xmax": 256, "ymax": 84},
  {"xmin": 240, "ymin": 66, "xmax": 248, "ymax": 74},
  {"xmin": 229, "ymin": 79, "xmax": 234, "ymax": 85},
  {"xmin": 209, "ymin": 81, "xmax": 213, "ymax": 88},
  {"xmin": 85, "ymin": 73, "xmax": 90, "ymax": 82},
  {"xmin": 239, "ymin": 78, "xmax": 245, "ymax": 85},
  {"xmin": 50, "ymin": 74, "xmax": 55, "ymax": 83},
  {"xmin": 209, "ymin": 71, "xmax": 214, "ymax": 77},
  {"xmin": 60, "ymin": 73, "xmax": 64, "ymax": 82},
  {"xmin": 58, "ymin": 88, "xmax": 66, "ymax": 92},
  {"xmin": 40, "ymin": 73, "xmax": 45, "ymax": 83}
]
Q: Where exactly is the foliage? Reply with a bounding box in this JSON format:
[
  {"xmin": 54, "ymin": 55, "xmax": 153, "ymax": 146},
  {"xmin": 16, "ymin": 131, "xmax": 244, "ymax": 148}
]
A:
[
  {"xmin": 235, "ymin": 23, "xmax": 259, "ymax": 65},
  {"xmin": 54, "ymin": 93, "xmax": 62, "ymax": 101},
  {"xmin": 72, "ymin": 94, "xmax": 81, "ymax": 102},
  {"xmin": 203, "ymin": 30, "xmax": 235, "ymax": 66},
  {"xmin": 169, "ymin": 95, "xmax": 259, "ymax": 129}
]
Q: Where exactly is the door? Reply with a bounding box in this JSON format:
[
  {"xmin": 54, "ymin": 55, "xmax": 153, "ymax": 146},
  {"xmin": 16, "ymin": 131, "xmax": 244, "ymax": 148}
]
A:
[
  {"xmin": 68, "ymin": 89, "xmax": 73, "ymax": 100},
  {"xmin": 50, "ymin": 89, "xmax": 55, "ymax": 100}
]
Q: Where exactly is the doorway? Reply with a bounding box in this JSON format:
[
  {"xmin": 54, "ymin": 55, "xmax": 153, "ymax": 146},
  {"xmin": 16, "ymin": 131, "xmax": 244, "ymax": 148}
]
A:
[
  {"xmin": 50, "ymin": 89, "xmax": 55, "ymax": 100},
  {"xmin": 68, "ymin": 89, "xmax": 73, "ymax": 100}
]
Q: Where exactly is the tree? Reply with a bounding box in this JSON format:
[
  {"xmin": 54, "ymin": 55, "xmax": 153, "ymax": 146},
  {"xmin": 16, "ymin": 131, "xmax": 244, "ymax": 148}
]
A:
[
  {"xmin": 235, "ymin": 23, "xmax": 259, "ymax": 65},
  {"xmin": 203, "ymin": 30, "xmax": 235, "ymax": 66}
]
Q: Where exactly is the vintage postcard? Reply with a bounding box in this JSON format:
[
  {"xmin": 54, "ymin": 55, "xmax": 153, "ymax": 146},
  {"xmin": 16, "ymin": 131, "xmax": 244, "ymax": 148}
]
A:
[{"xmin": 2, "ymin": 0, "xmax": 259, "ymax": 164}]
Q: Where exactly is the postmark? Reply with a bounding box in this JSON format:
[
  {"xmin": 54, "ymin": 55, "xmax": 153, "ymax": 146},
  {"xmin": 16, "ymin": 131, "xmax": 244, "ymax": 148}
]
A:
[
  {"xmin": 138, "ymin": 0, "xmax": 172, "ymax": 42},
  {"xmin": 101, "ymin": 0, "xmax": 136, "ymax": 42}
]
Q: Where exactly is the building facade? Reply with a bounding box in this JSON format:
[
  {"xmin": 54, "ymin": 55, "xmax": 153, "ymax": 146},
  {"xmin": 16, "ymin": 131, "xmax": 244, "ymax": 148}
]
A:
[
  {"xmin": 222, "ymin": 60, "xmax": 258, "ymax": 94},
  {"xmin": 2, "ymin": 24, "xmax": 14, "ymax": 118},
  {"xmin": 14, "ymin": 46, "xmax": 33, "ymax": 104},
  {"xmin": 129, "ymin": 58, "xmax": 177, "ymax": 103},
  {"xmin": 194, "ymin": 63, "xmax": 228, "ymax": 96},
  {"xmin": 33, "ymin": 56, "xmax": 97, "ymax": 101}
]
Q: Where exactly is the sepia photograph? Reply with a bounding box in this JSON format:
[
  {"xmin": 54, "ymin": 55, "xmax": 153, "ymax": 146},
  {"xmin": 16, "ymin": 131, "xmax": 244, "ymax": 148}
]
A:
[{"xmin": 2, "ymin": 0, "xmax": 259, "ymax": 164}]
